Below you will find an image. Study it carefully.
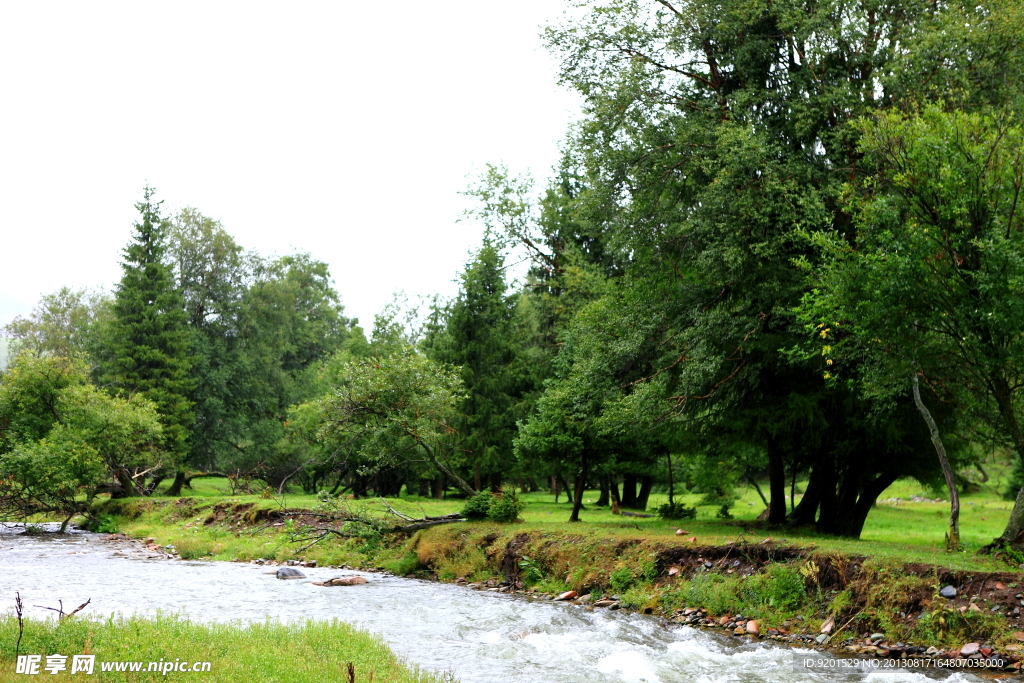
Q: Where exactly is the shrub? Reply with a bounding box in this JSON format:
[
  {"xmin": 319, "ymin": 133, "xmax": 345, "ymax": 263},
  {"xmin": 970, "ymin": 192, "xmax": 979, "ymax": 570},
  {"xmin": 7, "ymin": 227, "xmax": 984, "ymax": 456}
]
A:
[
  {"xmin": 679, "ymin": 572, "xmax": 743, "ymax": 615},
  {"xmin": 610, "ymin": 566, "xmax": 636, "ymax": 592},
  {"xmin": 656, "ymin": 501, "xmax": 697, "ymax": 520},
  {"xmin": 487, "ymin": 487, "xmax": 524, "ymax": 523},
  {"xmin": 716, "ymin": 503, "xmax": 734, "ymax": 520},
  {"xmin": 461, "ymin": 492, "xmax": 492, "ymax": 520},
  {"xmin": 741, "ymin": 564, "xmax": 806, "ymax": 612},
  {"xmin": 519, "ymin": 556, "xmax": 544, "ymax": 586}
]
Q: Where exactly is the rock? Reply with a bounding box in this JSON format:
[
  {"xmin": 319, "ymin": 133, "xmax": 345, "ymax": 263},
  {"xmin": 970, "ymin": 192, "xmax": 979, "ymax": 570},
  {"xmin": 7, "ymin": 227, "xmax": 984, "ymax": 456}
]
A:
[
  {"xmin": 555, "ymin": 591, "xmax": 577, "ymax": 601},
  {"xmin": 996, "ymin": 581, "xmax": 1007, "ymax": 590},
  {"xmin": 940, "ymin": 585, "xmax": 957, "ymax": 598},
  {"xmin": 733, "ymin": 627, "xmax": 745, "ymax": 635},
  {"xmin": 746, "ymin": 620, "xmax": 759, "ymax": 635},
  {"xmin": 675, "ymin": 529, "xmax": 689, "ymax": 535},
  {"xmin": 968, "ymin": 603, "xmax": 982, "ymax": 612},
  {"xmin": 668, "ymin": 566, "xmax": 680, "ymax": 576},
  {"xmin": 276, "ymin": 567, "xmax": 306, "ymax": 580},
  {"xmin": 316, "ymin": 576, "xmax": 368, "ymax": 587},
  {"xmin": 925, "ymin": 646, "xmax": 940, "ymax": 656},
  {"xmin": 813, "ymin": 634, "xmax": 827, "ymax": 644},
  {"xmin": 960, "ymin": 643, "xmax": 980, "ymax": 656},
  {"xmin": 981, "ymin": 647, "xmax": 993, "ymax": 657},
  {"xmin": 686, "ymin": 537, "xmax": 697, "ymax": 543},
  {"xmin": 870, "ymin": 633, "xmax": 885, "ymax": 642},
  {"xmin": 304, "ymin": 560, "xmax": 317, "ymax": 568},
  {"xmin": 593, "ymin": 599, "xmax": 617, "ymax": 608},
  {"xmin": 820, "ymin": 617, "xmax": 835, "ymax": 634},
  {"xmin": 719, "ymin": 615, "xmax": 732, "ymax": 626}
]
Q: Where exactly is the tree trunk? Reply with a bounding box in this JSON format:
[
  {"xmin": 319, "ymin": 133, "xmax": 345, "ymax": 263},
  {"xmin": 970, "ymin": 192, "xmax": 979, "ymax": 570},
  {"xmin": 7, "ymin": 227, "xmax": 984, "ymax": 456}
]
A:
[
  {"xmin": 667, "ymin": 453, "xmax": 675, "ymax": 506},
  {"xmin": 767, "ymin": 441, "xmax": 787, "ymax": 523},
  {"xmin": 621, "ymin": 474, "xmax": 638, "ymax": 509},
  {"xmin": 420, "ymin": 443, "xmax": 476, "ymax": 497},
  {"xmin": 432, "ymin": 477, "xmax": 444, "ymax": 500},
  {"xmin": 787, "ymin": 462, "xmax": 822, "ymax": 526},
  {"xmin": 557, "ymin": 473, "xmax": 574, "ymax": 503},
  {"xmin": 569, "ymin": 452, "xmax": 589, "ymax": 522},
  {"xmin": 552, "ymin": 474, "xmax": 560, "ymax": 502},
  {"xmin": 985, "ymin": 376, "xmax": 1024, "ymax": 550},
  {"xmin": 636, "ymin": 475, "xmax": 654, "ymax": 512},
  {"xmin": 596, "ymin": 476, "xmax": 610, "ymax": 507},
  {"xmin": 912, "ymin": 373, "xmax": 960, "ymax": 551},
  {"xmin": 489, "ymin": 472, "xmax": 503, "ymax": 493},
  {"xmin": 474, "ymin": 465, "xmax": 482, "ymax": 492},
  {"xmin": 165, "ymin": 470, "xmax": 187, "ymax": 497},
  {"xmin": 609, "ymin": 477, "xmax": 621, "ymax": 515}
]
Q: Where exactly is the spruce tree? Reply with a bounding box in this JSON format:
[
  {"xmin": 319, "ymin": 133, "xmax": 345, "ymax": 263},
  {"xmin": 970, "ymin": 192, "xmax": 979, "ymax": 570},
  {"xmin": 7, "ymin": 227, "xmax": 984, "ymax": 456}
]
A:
[{"xmin": 104, "ymin": 188, "xmax": 194, "ymax": 492}]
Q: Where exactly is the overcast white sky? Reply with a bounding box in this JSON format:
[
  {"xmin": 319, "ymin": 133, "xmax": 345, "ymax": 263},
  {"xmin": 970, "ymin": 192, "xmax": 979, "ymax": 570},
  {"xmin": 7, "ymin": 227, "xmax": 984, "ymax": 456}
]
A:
[{"xmin": 0, "ymin": 2, "xmax": 582, "ymax": 330}]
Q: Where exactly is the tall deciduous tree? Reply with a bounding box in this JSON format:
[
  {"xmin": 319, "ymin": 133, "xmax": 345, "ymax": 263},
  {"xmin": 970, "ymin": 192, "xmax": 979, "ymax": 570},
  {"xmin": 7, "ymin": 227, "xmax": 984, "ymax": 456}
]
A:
[
  {"xmin": 804, "ymin": 108, "xmax": 1024, "ymax": 549},
  {"xmin": 103, "ymin": 188, "xmax": 194, "ymax": 489}
]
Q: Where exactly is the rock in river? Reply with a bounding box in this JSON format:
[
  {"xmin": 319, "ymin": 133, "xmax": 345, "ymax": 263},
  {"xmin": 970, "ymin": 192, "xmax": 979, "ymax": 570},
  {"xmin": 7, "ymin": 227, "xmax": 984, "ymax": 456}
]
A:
[
  {"xmin": 276, "ymin": 567, "xmax": 306, "ymax": 580},
  {"xmin": 313, "ymin": 576, "xmax": 369, "ymax": 587}
]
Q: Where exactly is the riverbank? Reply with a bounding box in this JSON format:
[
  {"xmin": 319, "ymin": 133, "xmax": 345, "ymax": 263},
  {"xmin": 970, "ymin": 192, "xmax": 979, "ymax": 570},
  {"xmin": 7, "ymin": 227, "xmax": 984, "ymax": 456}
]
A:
[
  {"xmin": 86, "ymin": 495, "xmax": 1024, "ymax": 673},
  {"xmin": 0, "ymin": 613, "xmax": 450, "ymax": 682}
]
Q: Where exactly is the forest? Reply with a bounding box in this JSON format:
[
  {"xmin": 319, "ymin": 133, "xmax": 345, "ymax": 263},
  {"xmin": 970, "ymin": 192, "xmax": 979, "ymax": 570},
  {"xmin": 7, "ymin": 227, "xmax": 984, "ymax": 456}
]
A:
[{"xmin": 4, "ymin": 0, "xmax": 1024, "ymax": 554}]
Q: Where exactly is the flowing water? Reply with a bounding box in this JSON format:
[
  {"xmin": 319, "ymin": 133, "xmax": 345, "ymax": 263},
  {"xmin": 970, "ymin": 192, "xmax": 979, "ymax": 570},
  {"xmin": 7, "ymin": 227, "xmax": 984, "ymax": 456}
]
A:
[{"xmin": 0, "ymin": 525, "xmax": 986, "ymax": 683}]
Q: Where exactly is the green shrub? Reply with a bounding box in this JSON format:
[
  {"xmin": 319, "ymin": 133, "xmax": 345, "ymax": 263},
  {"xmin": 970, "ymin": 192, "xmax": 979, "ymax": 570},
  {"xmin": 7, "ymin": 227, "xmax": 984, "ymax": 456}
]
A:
[
  {"xmin": 716, "ymin": 503, "xmax": 734, "ymax": 520},
  {"xmin": 679, "ymin": 572, "xmax": 743, "ymax": 615},
  {"xmin": 461, "ymin": 492, "xmax": 492, "ymax": 520},
  {"xmin": 487, "ymin": 487, "xmax": 524, "ymax": 523},
  {"xmin": 610, "ymin": 566, "xmax": 636, "ymax": 592},
  {"xmin": 656, "ymin": 501, "xmax": 697, "ymax": 520},
  {"xmin": 383, "ymin": 551, "xmax": 422, "ymax": 576},
  {"xmin": 741, "ymin": 565, "xmax": 806, "ymax": 612},
  {"xmin": 519, "ymin": 555, "xmax": 544, "ymax": 585}
]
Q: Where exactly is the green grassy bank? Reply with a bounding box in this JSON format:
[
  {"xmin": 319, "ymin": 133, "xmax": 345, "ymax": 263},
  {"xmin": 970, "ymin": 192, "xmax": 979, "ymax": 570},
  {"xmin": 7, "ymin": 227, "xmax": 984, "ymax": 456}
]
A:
[{"xmin": 0, "ymin": 615, "xmax": 451, "ymax": 683}]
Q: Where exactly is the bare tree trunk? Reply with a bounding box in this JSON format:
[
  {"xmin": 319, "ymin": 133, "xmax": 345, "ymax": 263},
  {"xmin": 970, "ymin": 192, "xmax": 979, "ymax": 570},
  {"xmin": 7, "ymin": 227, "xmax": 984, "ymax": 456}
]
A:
[
  {"xmin": 912, "ymin": 373, "xmax": 960, "ymax": 551},
  {"xmin": 984, "ymin": 376, "xmax": 1024, "ymax": 551},
  {"xmin": 569, "ymin": 453, "xmax": 589, "ymax": 522},
  {"xmin": 667, "ymin": 453, "xmax": 675, "ymax": 506},
  {"xmin": 767, "ymin": 441, "xmax": 787, "ymax": 523}
]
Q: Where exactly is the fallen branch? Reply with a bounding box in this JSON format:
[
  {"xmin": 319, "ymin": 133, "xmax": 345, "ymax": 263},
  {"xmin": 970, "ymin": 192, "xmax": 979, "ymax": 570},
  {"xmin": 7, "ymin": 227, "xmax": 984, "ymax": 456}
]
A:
[{"xmin": 32, "ymin": 598, "xmax": 90, "ymax": 619}]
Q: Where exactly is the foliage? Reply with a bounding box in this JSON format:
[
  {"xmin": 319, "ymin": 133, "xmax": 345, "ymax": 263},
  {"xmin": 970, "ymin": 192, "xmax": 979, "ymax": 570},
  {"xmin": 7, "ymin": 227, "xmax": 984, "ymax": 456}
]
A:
[
  {"xmin": 656, "ymin": 501, "xmax": 696, "ymax": 521},
  {"xmin": 487, "ymin": 486, "xmax": 524, "ymax": 523},
  {"xmin": 740, "ymin": 565, "xmax": 806, "ymax": 612},
  {"xmin": 314, "ymin": 349, "xmax": 474, "ymax": 495},
  {"xmin": 460, "ymin": 492, "xmax": 492, "ymax": 520},
  {"xmin": 102, "ymin": 188, "xmax": 194, "ymax": 467},
  {"xmin": 0, "ymin": 353, "xmax": 162, "ymax": 528},
  {"xmin": 518, "ymin": 555, "xmax": 544, "ymax": 586}
]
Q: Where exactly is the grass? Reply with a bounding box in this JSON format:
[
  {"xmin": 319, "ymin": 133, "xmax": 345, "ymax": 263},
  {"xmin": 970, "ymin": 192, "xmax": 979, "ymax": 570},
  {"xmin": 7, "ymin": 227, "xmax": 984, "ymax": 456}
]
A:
[
  {"xmin": 0, "ymin": 614, "xmax": 452, "ymax": 683},
  {"xmin": 97, "ymin": 472, "xmax": 1018, "ymax": 573}
]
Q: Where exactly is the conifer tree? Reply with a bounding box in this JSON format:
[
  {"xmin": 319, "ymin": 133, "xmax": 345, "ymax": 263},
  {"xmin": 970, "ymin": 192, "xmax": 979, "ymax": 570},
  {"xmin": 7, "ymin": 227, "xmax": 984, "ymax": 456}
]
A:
[{"xmin": 104, "ymin": 188, "xmax": 194, "ymax": 491}]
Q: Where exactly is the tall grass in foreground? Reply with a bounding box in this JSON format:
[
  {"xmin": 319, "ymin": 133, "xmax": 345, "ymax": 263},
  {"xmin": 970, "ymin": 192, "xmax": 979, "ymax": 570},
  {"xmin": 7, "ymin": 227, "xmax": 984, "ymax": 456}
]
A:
[{"xmin": 0, "ymin": 614, "xmax": 453, "ymax": 683}]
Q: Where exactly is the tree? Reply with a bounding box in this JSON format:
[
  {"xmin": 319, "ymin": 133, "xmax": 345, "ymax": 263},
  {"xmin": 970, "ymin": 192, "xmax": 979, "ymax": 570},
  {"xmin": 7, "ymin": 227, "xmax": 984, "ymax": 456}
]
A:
[
  {"xmin": 512, "ymin": 0, "xmax": 1024, "ymax": 535},
  {"xmin": 314, "ymin": 350, "xmax": 476, "ymax": 496},
  {"xmin": 0, "ymin": 354, "xmax": 162, "ymax": 527},
  {"xmin": 2, "ymin": 287, "xmax": 111, "ymax": 363},
  {"xmin": 804, "ymin": 107, "xmax": 1024, "ymax": 549},
  {"xmin": 423, "ymin": 241, "xmax": 524, "ymax": 490},
  {"xmin": 103, "ymin": 188, "xmax": 194, "ymax": 488}
]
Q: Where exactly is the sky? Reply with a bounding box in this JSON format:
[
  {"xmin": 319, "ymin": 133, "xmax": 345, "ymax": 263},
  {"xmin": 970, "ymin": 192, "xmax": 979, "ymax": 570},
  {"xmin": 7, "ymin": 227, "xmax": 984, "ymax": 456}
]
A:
[{"xmin": 0, "ymin": 2, "xmax": 582, "ymax": 330}]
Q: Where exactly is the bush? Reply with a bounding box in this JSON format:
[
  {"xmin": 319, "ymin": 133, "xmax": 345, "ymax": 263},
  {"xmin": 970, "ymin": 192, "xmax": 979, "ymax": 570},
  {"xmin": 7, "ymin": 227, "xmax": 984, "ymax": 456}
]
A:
[
  {"xmin": 741, "ymin": 564, "xmax": 806, "ymax": 612},
  {"xmin": 487, "ymin": 487, "xmax": 525, "ymax": 523},
  {"xmin": 610, "ymin": 566, "xmax": 636, "ymax": 592},
  {"xmin": 461, "ymin": 492, "xmax": 492, "ymax": 520},
  {"xmin": 657, "ymin": 501, "xmax": 697, "ymax": 520}
]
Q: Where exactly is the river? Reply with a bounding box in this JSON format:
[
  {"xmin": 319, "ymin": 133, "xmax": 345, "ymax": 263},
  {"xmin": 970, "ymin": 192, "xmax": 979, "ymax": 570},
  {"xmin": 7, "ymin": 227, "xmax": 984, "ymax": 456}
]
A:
[{"xmin": 0, "ymin": 525, "xmax": 984, "ymax": 682}]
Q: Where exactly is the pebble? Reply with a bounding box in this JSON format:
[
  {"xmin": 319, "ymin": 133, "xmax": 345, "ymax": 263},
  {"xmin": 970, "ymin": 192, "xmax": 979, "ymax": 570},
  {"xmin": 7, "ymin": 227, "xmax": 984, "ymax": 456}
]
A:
[
  {"xmin": 940, "ymin": 585, "xmax": 957, "ymax": 598},
  {"xmin": 960, "ymin": 643, "xmax": 980, "ymax": 656}
]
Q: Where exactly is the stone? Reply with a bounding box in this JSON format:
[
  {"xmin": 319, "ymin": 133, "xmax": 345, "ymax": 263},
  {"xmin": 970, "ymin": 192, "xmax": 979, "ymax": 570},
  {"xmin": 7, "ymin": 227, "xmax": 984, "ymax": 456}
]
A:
[
  {"xmin": 686, "ymin": 537, "xmax": 697, "ymax": 543},
  {"xmin": 925, "ymin": 646, "xmax": 940, "ymax": 656},
  {"xmin": 316, "ymin": 576, "xmax": 368, "ymax": 587},
  {"xmin": 733, "ymin": 627, "xmax": 745, "ymax": 635},
  {"xmin": 555, "ymin": 591, "xmax": 577, "ymax": 601},
  {"xmin": 276, "ymin": 567, "xmax": 306, "ymax": 580},
  {"xmin": 820, "ymin": 617, "xmax": 835, "ymax": 634},
  {"xmin": 968, "ymin": 603, "xmax": 982, "ymax": 612},
  {"xmin": 593, "ymin": 599, "xmax": 617, "ymax": 608},
  {"xmin": 719, "ymin": 615, "xmax": 732, "ymax": 626},
  {"xmin": 960, "ymin": 643, "xmax": 980, "ymax": 656},
  {"xmin": 746, "ymin": 620, "xmax": 759, "ymax": 635},
  {"xmin": 870, "ymin": 633, "xmax": 885, "ymax": 642},
  {"xmin": 675, "ymin": 529, "xmax": 690, "ymax": 535},
  {"xmin": 996, "ymin": 582, "xmax": 1007, "ymax": 590},
  {"xmin": 940, "ymin": 585, "xmax": 957, "ymax": 598}
]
